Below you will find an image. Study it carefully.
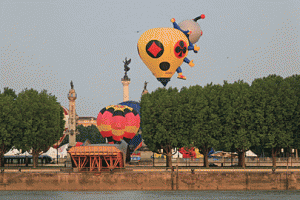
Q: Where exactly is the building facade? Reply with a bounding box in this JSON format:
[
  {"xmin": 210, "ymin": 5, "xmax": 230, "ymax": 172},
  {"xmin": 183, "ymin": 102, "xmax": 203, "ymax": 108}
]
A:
[{"xmin": 76, "ymin": 117, "xmax": 97, "ymax": 127}]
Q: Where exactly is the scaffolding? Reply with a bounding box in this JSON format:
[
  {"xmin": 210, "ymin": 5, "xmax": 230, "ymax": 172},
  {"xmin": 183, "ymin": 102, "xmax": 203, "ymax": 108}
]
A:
[{"xmin": 68, "ymin": 145, "xmax": 125, "ymax": 172}]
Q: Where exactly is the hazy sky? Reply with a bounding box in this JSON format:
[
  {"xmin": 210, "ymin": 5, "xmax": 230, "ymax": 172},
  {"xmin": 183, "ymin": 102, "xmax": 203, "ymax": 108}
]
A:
[{"xmin": 1, "ymin": 0, "xmax": 299, "ymax": 118}]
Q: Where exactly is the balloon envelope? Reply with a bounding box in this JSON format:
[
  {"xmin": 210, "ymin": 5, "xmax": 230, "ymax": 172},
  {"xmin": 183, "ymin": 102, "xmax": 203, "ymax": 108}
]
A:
[
  {"xmin": 118, "ymin": 101, "xmax": 143, "ymax": 152},
  {"xmin": 97, "ymin": 105, "xmax": 140, "ymax": 142},
  {"xmin": 137, "ymin": 28, "xmax": 189, "ymax": 86},
  {"xmin": 178, "ymin": 19, "xmax": 202, "ymax": 44},
  {"xmin": 118, "ymin": 100, "xmax": 141, "ymax": 130},
  {"xmin": 179, "ymin": 147, "xmax": 196, "ymax": 158}
]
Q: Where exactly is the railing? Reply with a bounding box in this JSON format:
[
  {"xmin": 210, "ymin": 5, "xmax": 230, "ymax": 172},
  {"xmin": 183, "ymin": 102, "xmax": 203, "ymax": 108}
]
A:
[
  {"xmin": 3, "ymin": 157, "xmax": 52, "ymax": 167},
  {"xmin": 138, "ymin": 157, "xmax": 300, "ymax": 167}
]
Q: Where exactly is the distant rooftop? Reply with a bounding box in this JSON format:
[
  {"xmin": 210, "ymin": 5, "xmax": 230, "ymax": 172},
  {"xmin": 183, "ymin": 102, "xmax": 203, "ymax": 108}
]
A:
[{"xmin": 78, "ymin": 117, "xmax": 96, "ymax": 120}]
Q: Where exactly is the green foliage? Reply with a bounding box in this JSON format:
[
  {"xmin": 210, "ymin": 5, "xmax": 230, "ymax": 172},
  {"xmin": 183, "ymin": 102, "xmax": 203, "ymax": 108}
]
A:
[
  {"xmin": 251, "ymin": 75, "xmax": 296, "ymax": 150},
  {"xmin": 0, "ymin": 95, "xmax": 19, "ymax": 151},
  {"xmin": 222, "ymin": 80, "xmax": 257, "ymax": 152},
  {"xmin": 0, "ymin": 87, "xmax": 21, "ymax": 166},
  {"xmin": 59, "ymin": 124, "xmax": 105, "ymax": 146},
  {"xmin": 140, "ymin": 87, "xmax": 189, "ymax": 167},
  {"xmin": 283, "ymin": 75, "xmax": 300, "ymax": 149},
  {"xmin": 13, "ymin": 88, "xmax": 65, "ymax": 167},
  {"xmin": 77, "ymin": 124, "xmax": 106, "ymax": 144},
  {"xmin": 250, "ymin": 74, "xmax": 298, "ymax": 167},
  {"xmin": 0, "ymin": 87, "xmax": 18, "ymax": 100},
  {"xmin": 180, "ymin": 83, "xmax": 223, "ymax": 167}
]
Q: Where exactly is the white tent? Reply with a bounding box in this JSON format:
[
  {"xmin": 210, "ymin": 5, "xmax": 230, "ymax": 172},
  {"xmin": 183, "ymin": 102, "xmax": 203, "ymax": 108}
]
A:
[
  {"xmin": 19, "ymin": 151, "xmax": 31, "ymax": 156},
  {"xmin": 246, "ymin": 150, "xmax": 257, "ymax": 157},
  {"xmin": 58, "ymin": 144, "xmax": 69, "ymax": 158},
  {"xmin": 42, "ymin": 147, "xmax": 58, "ymax": 159},
  {"xmin": 4, "ymin": 147, "xmax": 20, "ymax": 156},
  {"xmin": 172, "ymin": 148, "xmax": 183, "ymax": 158},
  {"xmin": 5, "ymin": 147, "xmax": 47, "ymax": 157}
]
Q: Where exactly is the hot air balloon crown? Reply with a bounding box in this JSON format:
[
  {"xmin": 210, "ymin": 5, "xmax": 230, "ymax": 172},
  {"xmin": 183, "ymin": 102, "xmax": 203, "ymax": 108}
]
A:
[
  {"xmin": 97, "ymin": 105, "xmax": 140, "ymax": 143},
  {"xmin": 100, "ymin": 105, "xmax": 139, "ymax": 116}
]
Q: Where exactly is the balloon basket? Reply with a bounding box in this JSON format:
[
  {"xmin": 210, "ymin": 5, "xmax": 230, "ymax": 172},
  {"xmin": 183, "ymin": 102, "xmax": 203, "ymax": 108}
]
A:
[{"xmin": 157, "ymin": 78, "xmax": 170, "ymax": 87}]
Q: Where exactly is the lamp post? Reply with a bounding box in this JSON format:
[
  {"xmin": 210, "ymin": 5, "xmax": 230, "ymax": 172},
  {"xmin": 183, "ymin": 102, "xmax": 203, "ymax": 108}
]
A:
[
  {"xmin": 56, "ymin": 110, "xmax": 59, "ymax": 165},
  {"xmin": 281, "ymin": 148, "xmax": 284, "ymax": 168},
  {"xmin": 292, "ymin": 148, "xmax": 294, "ymax": 167},
  {"xmin": 57, "ymin": 109, "xmax": 59, "ymax": 165},
  {"xmin": 153, "ymin": 152, "xmax": 154, "ymax": 167},
  {"xmin": 287, "ymin": 148, "xmax": 289, "ymax": 171},
  {"xmin": 57, "ymin": 140, "xmax": 58, "ymax": 165},
  {"xmin": 281, "ymin": 148, "xmax": 285, "ymax": 172}
]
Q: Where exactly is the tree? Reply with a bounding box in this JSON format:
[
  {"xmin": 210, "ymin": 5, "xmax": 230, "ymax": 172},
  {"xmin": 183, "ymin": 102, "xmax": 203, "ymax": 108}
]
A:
[
  {"xmin": 0, "ymin": 87, "xmax": 20, "ymax": 167},
  {"xmin": 184, "ymin": 84, "xmax": 222, "ymax": 167},
  {"xmin": 59, "ymin": 124, "xmax": 106, "ymax": 147},
  {"xmin": 13, "ymin": 88, "xmax": 65, "ymax": 168},
  {"xmin": 1, "ymin": 87, "xmax": 18, "ymax": 100},
  {"xmin": 283, "ymin": 75, "xmax": 300, "ymax": 153},
  {"xmin": 77, "ymin": 124, "xmax": 106, "ymax": 144},
  {"xmin": 228, "ymin": 81, "xmax": 260, "ymax": 167},
  {"xmin": 140, "ymin": 87, "xmax": 189, "ymax": 167},
  {"xmin": 221, "ymin": 80, "xmax": 258, "ymax": 168},
  {"xmin": 174, "ymin": 86, "xmax": 198, "ymax": 162},
  {"xmin": 251, "ymin": 75, "xmax": 297, "ymax": 168}
]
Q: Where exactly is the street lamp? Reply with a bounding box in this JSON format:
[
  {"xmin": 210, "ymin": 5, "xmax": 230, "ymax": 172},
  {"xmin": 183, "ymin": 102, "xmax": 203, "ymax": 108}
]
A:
[
  {"xmin": 57, "ymin": 140, "xmax": 59, "ymax": 165},
  {"xmin": 57, "ymin": 111, "xmax": 59, "ymax": 165},
  {"xmin": 292, "ymin": 148, "xmax": 294, "ymax": 167},
  {"xmin": 287, "ymin": 148, "xmax": 289, "ymax": 171},
  {"xmin": 281, "ymin": 148, "xmax": 285, "ymax": 171}
]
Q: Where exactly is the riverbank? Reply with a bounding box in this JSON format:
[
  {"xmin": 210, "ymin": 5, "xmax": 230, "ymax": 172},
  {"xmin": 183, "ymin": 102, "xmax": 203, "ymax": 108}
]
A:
[{"xmin": 0, "ymin": 170, "xmax": 299, "ymax": 191}]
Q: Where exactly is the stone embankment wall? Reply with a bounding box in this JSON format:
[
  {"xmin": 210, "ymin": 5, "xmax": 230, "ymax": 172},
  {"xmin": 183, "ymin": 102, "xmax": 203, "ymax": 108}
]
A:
[{"xmin": 0, "ymin": 172, "xmax": 299, "ymax": 191}]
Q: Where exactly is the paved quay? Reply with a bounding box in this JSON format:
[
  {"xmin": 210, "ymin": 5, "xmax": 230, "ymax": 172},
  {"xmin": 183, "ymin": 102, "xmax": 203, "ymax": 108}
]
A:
[{"xmin": 1, "ymin": 168, "xmax": 300, "ymax": 173}]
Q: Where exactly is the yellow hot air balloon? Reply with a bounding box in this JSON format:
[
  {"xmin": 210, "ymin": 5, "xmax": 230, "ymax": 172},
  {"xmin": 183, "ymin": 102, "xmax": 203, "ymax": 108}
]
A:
[
  {"xmin": 137, "ymin": 16, "xmax": 205, "ymax": 86},
  {"xmin": 137, "ymin": 27, "xmax": 189, "ymax": 86}
]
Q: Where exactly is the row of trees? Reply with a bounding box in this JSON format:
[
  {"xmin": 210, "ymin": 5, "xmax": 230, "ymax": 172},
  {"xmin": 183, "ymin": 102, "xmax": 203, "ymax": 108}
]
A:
[
  {"xmin": 0, "ymin": 88, "xmax": 65, "ymax": 168},
  {"xmin": 140, "ymin": 74, "xmax": 300, "ymax": 168},
  {"xmin": 0, "ymin": 87, "xmax": 107, "ymax": 168}
]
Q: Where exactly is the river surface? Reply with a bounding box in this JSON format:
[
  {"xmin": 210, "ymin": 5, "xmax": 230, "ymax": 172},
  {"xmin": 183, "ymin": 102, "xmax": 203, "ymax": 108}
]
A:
[{"xmin": 0, "ymin": 190, "xmax": 299, "ymax": 200}]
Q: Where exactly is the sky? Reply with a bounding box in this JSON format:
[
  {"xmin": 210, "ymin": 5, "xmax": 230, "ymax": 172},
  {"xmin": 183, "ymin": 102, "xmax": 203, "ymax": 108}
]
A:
[{"xmin": 0, "ymin": 0, "xmax": 299, "ymax": 118}]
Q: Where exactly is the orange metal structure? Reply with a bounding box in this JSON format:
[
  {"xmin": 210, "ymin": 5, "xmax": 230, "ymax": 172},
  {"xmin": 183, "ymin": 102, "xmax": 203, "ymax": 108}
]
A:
[{"xmin": 68, "ymin": 146, "xmax": 124, "ymax": 172}]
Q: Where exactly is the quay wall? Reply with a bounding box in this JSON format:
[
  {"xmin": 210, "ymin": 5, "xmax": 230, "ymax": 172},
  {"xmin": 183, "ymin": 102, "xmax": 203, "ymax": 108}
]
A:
[{"xmin": 0, "ymin": 171, "xmax": 299, "ymax": 191}]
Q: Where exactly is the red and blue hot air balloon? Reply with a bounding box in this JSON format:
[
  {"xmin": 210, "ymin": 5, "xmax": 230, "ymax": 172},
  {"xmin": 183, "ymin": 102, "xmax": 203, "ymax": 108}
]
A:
[
  {"xmin": 118, "ymin": 101, "xmax": 143, "ymax": 151},
  {"xmin": 97, "ymin": 105, "xmax": 140, "ymax": 144}
]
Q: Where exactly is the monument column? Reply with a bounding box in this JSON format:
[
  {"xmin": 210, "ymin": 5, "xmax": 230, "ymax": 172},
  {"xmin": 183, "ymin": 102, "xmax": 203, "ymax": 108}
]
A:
[
  {"xmin": 65, "ymin": 81, "xmax": 80, "ymax": 169},
  {"xmin": 121, "ymin": 57, "xmax": 131, "ymax": 102},
  {"xmin": 121, "ymin": 79, "xmax": 131, "ymax": 102},
  {"xmin": 67, "ymin": 81, "xmax": 79, "ymax": 147}
]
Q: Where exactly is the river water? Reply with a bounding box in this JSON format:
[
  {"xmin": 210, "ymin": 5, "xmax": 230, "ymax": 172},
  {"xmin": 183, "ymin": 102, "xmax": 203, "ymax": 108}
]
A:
[{"xmin": 0, "ymin": 190, "xmax": 299, "ymax": 200}]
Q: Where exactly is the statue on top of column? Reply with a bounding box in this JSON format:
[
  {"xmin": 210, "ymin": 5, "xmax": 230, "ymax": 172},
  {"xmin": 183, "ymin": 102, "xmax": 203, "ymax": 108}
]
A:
[
  {"xmin": 70, "ymin": 80, "xmax": 74, "ymax": 89},
  {"xmin": 123, "ymin": 57, "xmax": 131, "ymax": 79},
  {"xmin": 144, "ymin": 81, "xmax": 148, "ymax": 91}
]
